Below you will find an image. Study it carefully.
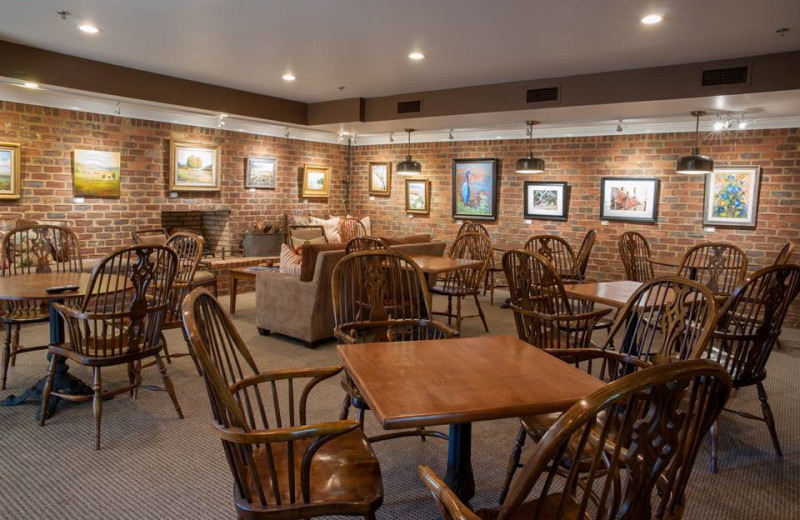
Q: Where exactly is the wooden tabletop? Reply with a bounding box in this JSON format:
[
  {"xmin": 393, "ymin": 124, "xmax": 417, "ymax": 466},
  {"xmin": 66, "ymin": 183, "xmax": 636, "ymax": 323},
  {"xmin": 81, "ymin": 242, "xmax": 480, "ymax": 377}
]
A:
[
  {"xmin": 409, "ymin": 255, "xmax": 484, "ymax": 275},
  {"xmin": 337, "ymin": 335, "xmax": 604, "ymax": 430},
  {"xmin": 564, "ymin": 280, "xmax": 642, "ymax": 308},
  {"xmin": 492, "ymin": 242, "xmax": 522, "ymax": 253},
  {"xmin": 0, "ymin": 272, "xmax": 92, "ymax": 301}
]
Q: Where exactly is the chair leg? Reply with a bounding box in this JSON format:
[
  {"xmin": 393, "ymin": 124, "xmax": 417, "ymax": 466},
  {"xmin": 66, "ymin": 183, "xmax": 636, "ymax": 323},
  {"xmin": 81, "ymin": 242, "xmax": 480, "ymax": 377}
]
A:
[
  {"xmin": 10, "ymin": 323, "xmax": 19, "ymax": 367},
  {"xmin": 474, "ymin": 293, "xmax": 489, "ymax": 332},
  {"xmin": 757, "ymin": 382, "xmax": 782, "ymax": 457},
  {"xmin": 500, "ymin": 425, "xmax": 528, "ymax": 505},
  {"xmin": 455, "ymin": 296, "xmax": 463, "ymax": 332},
  {"xmin": 446, "ymin": 296, "xmax": 453, "ymax": 325},
  {"xmin": 127, "ymin": 361, "xmax": 137, "ymax": 398},
  {"xmin": 92, "ymin": 367, "xmax": 103, "ymax": 450},
  {"xmin": 364, "ymin": 513, "xmax": 377, "ymax": 520},
  {"xmin": 161, "ymin": 335, "xmax": 172, "ymax": 364},
  {"xmin": 39, "ymin": 356, "xmax": 57, "ymax": 426},
  {"xmin": 339, "ymin": 393, "xmax": 351, "ymax": 420},
  {"xmin": 710, "ymin": 420, "xmax": 719, "ymax": 474},
  {"xmin": 154, "ymin": 354, "xmax": 184, "ymax": 420},
  {"xmin": 1, "ymin": 322, "xmax": 10, "ymax": 390}
]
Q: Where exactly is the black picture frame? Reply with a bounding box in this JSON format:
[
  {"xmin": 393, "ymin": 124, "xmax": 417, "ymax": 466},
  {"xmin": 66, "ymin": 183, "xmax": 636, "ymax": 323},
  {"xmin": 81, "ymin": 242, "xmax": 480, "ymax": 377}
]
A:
[
  {"xmin": 451, "ymin": 158, "xmax": 499, "ymax": 221},
  {"xmin": 599, "ymin": 177, "xmax": 660, "ymax": 224},
  {"xmin": 523, "ymin": 181, "xmax": 569, "ymax": 221}
]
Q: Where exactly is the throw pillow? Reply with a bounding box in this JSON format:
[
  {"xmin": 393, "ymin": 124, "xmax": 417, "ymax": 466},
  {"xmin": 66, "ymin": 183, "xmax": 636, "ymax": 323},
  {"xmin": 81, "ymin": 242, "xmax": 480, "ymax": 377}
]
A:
[
  {"xmin": 290, "ymin": 234, "xmax": 327, "ymax": 250},
  {"xmin": 309, "ymin": 216, "xmax": 342, "ymax": 243},
  {"xmin": 279, "ymin": 243, "xmax": 302, "ymax": 276},
  {"xmin": 346, "ymin": 215, "xmax": 372, "ymax": 235}
]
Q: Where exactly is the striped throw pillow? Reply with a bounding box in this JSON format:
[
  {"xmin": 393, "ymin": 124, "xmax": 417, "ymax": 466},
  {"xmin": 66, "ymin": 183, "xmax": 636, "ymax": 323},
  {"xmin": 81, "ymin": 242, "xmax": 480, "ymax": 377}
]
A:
[{"xmin": 279, "ymin": 244, "xmax": 301, "ymax": 276}]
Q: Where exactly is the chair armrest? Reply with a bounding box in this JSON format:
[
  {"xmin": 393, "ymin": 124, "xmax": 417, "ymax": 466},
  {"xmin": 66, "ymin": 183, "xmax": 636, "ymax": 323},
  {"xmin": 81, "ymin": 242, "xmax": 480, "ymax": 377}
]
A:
[
  {"xmin": 229, "ymin": 365, "xmax": 343, "ymax": 394},
  {"xmin": 543, "ymin": 347, "xmax": 651, "ymax": 372},
  {"xmin": 212, "ymin": 419, "xmax": 359, "ymax": 445}
]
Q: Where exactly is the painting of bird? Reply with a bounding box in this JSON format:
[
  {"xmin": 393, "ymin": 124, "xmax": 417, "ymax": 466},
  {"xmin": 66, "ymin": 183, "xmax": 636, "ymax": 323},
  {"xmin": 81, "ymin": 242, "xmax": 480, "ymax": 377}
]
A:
[{"xmin": 461, "ymin": 171, "xmax": 471, "ymax": 206}]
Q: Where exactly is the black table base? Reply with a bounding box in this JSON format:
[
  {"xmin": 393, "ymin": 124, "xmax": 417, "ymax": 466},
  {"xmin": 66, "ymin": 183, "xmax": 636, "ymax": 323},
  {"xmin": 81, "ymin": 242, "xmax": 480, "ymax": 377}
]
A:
[{"xmin": 444, "ymin": 423, "xmax": 475, "ymax": 505}]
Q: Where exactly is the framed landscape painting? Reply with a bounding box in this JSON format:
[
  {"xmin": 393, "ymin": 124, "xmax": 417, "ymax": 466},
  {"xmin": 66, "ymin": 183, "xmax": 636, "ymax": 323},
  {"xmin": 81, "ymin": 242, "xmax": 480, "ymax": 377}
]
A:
[
  {"xmin": 703, "ymin": 165, "xmax": 761, "ymax": 229},
  {"xmin": 246, "ymin": 157, "xmax": 277, "ymax": 189},
  {"xmin": 524, "ymin": 181, "xmax": 568, "ymax": 220},
  {"xmin": 405, "ymin": 178, "xmax": 430, "ymax": 214},
  {"xmin": 600, "ymin": 177, "xmax": 660, "ymax": 223},
  {"xmin": 452, "ymin": 158, "xmax": 498, "ymax": 221},
  {"xmin": 170, "ymin": 141, "xmax": 221, "ymax": 191},
  {"xmin": 73, "ymin": 149, "xmax": 121, "ymax": 198},
  {"xmin": 302, "ymin": 164, "xmax": 331, "ymax": 198},
  {"xmin": 368, "ymin": 162, "xmax": 391, "ymax": 196},
  {"xmin": 0, "ymin": 143, "xmax": 21, "ymax": 200}
]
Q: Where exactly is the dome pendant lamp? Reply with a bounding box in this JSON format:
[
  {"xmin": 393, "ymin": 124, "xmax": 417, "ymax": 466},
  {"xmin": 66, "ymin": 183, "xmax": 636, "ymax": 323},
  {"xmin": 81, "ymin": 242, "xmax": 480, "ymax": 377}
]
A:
[
  {"xmin": 396, "ymin": 128, "xmax": 422, "ymax": 175},
  {"xmin": 515, "ymin": 120, "xmax": 545, "ymax": 173},
  {"xmin": 677, "ymin": 111, "xmax": 714, "ymax": 174}
]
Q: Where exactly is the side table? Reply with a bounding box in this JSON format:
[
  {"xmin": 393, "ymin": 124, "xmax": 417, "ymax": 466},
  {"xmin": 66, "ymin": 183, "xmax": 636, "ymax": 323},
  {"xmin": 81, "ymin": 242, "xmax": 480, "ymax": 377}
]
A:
[{"xmin": 229, "ymin": 261, "xmax": 278, "ymax": 313}]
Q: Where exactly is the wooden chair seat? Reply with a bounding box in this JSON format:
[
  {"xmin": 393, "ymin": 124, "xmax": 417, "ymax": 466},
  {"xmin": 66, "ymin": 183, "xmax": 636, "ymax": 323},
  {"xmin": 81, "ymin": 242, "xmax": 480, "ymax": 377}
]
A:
[
  {"xmin": 49, "ymin": 330, "xmax": 160, "ymax": 367},
  {"xmin": 193, "ymin": 269, "xmax": 216, "ymax": 284},
  {"xmin": 240, "ymin": 429, "xmax": 383, "ymax": 518}
]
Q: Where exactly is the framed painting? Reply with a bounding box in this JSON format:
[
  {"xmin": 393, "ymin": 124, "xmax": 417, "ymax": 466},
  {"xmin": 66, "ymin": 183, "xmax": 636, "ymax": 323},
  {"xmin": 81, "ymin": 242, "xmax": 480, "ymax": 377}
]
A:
[
  {"xmin": 72, "ymin": 149, "xmax": 121, "ymax": 198},
  {"xmin": 246, "ymin": 157, "xmax": 277, "ymax": 189},
  {"xmin": 452, "ymin": 158, "xmax": 498, "ymax": 220},
  {"xmin": 302, "ymin": 164, "xmax": 331, "ymax": 198},
  {"xmin": 0, "ymin": 143, "xmax": 21, "ymax": 200},
  {"xmin": 524, "ymin": 181, "xmax": 568, "ymax": 221},
  {"xmin": 405, "ymin": 178, "xmax": 430, "ymax": 214},
  {"xmin": 169, "ymin": 141, "xmax": 221, "ymax": 191},
  {"xmin": 368, "ymin": 161, "xmax": 391, "ymax": 196},
  {"xmin": 600, "ymin": 177, "xmax": 660, "ymax": 223},
  {"xmin": 703, "ymin": 165, "xmax": 761, "ymax": 229}
]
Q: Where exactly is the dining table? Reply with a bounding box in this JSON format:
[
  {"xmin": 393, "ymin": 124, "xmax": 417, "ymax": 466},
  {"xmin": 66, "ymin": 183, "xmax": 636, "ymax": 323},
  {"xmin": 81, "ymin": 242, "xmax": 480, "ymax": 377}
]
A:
[
  {"xmin": 408, "ymin": 254, "xmax": 485, "ymax": 276},
  {"xmin": 0, "ymin": 271, "xmax": 94, "ymax": 418},
  {"xmin": 337, "ymin": 334, "xmax": 604, "ymax": 504},
  {"xmin": 563, "ymin": 280, "xmax": 643, "ymax": 308}
]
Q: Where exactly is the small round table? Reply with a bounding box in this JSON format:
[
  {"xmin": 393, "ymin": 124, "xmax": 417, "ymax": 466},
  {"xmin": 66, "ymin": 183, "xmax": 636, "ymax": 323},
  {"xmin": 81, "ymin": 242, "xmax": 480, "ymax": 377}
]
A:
[{"xmin": 0, "ymin": 272, "xmax": 94, "ymax": 418}]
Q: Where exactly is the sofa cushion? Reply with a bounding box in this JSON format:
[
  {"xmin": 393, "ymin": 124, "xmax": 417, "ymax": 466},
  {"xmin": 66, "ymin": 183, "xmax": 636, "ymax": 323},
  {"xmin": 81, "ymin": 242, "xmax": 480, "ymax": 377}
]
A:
[
  {"xmin": 279, "ymin": 244, "xmax": 302, "ymax": 277},
  {"xmin": 300, "ymin": 242, "xmax": 347, "ymax": 282},
  {"xmin": 380, "ymin": 234, "xmax": 432, "ymax": 246}
]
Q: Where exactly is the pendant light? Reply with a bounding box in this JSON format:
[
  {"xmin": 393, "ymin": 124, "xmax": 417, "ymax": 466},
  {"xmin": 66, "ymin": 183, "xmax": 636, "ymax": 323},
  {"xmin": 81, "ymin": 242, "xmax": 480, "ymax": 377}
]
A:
[
  {"xmin": 515, "ymin": 120, "xmax": 545, "ymax": 173},
  {"xmin": 676, "ymin": 111, "xmax": 714, "ymax": 174},
  {"xmin": 396, "ymin": 128, "xmax": 422, "ymax": 175}
]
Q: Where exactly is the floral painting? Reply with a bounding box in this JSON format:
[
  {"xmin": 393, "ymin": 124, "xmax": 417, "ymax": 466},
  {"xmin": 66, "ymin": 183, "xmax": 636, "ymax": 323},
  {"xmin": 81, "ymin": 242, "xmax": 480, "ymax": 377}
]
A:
[
  {"xmin": 452, "ymin": 158, "xmax": 498, "ymax": 220},
  {"xmin": 703, "ymin": 166, "xmax": 760, "ymax": 228},
  {"xmin": 73, "ymin": 149, "xmax": 121, "ymax": 197},
  {"xmin": 170, "ymin": 141, "xmax": 221, "ymax": 191},
  {"xmin": 524, "ymin": 181, "xmax": 568, "ymax": 220},
  {"xmin": 368, "ymin": 162, "xmax": 391, "ymax": 196},
  {"xmin": 405, "ymin": 178, "xmax": 430, "ymax": 214},
  {"xmin": 600, "ymin": 177, "xmax": 660, "ymax": 223}
]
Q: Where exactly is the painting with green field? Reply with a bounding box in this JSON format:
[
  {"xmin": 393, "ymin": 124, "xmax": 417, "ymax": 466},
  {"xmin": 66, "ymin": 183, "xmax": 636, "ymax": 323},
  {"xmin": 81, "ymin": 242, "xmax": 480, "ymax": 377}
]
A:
[
  {"xmin": 0, "ymin": 150, "xmax": 12, "ymax": 192},
  {"xmin": 170, "ymin": 142, "xmax": 221, "ymax": 191},
  {"xmin": 73, "ymin": 149, "xmax": 121, "ymax": 197}
]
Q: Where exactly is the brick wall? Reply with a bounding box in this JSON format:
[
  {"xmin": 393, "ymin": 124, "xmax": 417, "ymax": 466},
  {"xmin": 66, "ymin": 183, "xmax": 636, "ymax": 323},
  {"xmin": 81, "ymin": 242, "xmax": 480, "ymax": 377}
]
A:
[
  {"xmin": 0, "ymin": 101, "xmax": 347, "ymax": 258},
  {"xmin": 350, "ymin": 130, "xmax": 800, "ymax": 325}
]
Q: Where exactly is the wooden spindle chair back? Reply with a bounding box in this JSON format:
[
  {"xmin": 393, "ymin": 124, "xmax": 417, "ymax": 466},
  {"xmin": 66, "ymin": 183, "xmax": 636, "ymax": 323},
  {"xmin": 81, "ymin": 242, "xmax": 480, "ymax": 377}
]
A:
[
  {"xmin": 773, "ymin": 242, "xmax": 796, "ymax": 265},
  {"xmin": 420, "ymin": 360, "xmax": 732, "ymax": 520},
  {"xmin": 345, "ymin": 236, "xmax": 388, "ymax": 254},
  {"xmin": 618, "ymin": 231, "xmax": 654, "ymax": 282},
  {"xmin": 439, "ymin": 232, "xmax": 491, "ymax": 293},
  {"xmin": 339, "ymin": 217, "xmax": 367, "ymax": 243},
  {"xmin": 503, "ymin": 249, "xmax": 610, "ymax": 351},
  {"xmin": 572, "ymin": 229, "xmax": 597, "ymax": 280},
  {"xmin": 678, "ymin": 242, "xmax": 748, "ymax": 298},
  {"xmin": 182, "ymin": 288, "xmax": 383, "ymax": 517},
  {"xmin": 524, "ymin": 235, "xmax": 577, "ymax": 279},
  {"xmin": 456, "ymin": 220, "xmax": 490, "ymax": 237},
  {"xmin": 163, "ymin": 231, "xmax": 204, "ymax": 325},
  {"xmin": 131, "ymin": 227, "xmax": 169, "ymax": 246},
  {"xmin": 605, "ymin": 276, "xmax": 718, "ymax": 365}
]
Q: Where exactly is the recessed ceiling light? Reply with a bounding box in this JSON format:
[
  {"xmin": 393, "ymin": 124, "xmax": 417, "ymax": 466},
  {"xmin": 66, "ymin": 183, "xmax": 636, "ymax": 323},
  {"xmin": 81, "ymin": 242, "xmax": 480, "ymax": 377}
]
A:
[
  {"xmin": 641, "ymin": 14, "xmax": 663, "ymax": 25},
  {"xmin": 713, "ymin": 121, "xmax": 725, "ymax": 131},
  {"xmin": 219, "ymin": 113, "xmax": 228, "ymax": 118},
  {"xmin": 282, "ymin": 73, "xmax": 296, "ymax": 81},
  {"xmin": 78, "ymin": 24, "xmax": 100, "ymax": 34},
  {"xmin": 408, "ymin": 52, "xmax": 425, "ymax": 60},
  {"xmin": 341, "ymin": 131, "xmax": 350, "ymax": 136},
  {"xmin": 22, "ymin": 82, "xmax": 39, "ymax": 89}
]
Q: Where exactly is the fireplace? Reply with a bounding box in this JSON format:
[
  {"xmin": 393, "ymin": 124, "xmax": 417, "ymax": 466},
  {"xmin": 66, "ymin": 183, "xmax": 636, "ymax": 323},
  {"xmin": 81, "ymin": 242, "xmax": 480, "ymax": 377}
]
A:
[{"xmin": 161, "ymin": 210, "xmax": 232, "ymax": 256}]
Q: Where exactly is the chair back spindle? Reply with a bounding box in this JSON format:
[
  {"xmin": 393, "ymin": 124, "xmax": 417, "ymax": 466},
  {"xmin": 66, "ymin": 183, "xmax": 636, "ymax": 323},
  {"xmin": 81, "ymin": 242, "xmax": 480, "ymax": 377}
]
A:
[{"xmin": 618, "ymin": 231, "xmax": 654, "ymax": 282}]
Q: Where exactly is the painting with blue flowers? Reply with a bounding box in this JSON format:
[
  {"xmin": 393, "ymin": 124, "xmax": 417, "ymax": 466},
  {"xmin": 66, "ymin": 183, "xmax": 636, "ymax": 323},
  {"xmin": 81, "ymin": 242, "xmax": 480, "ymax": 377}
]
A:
[
  {"xmin": 703, "ymin": 166, "xmax": 761, "ymax": 229},
  {"xmin": 452, "ymin": 158, "xmax": 498, "ymax": 221}
]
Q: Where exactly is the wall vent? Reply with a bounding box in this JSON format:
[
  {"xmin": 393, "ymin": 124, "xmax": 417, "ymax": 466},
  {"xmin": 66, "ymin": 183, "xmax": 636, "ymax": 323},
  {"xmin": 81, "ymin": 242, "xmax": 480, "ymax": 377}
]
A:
[
  {"xmin": 701, "ymin": 66, "xmax": 749, "ymax": 87},
  {"xmin": 526, "ymin": 86, "xmax": 560, "ymax": 103},
  {"xmin": 397, "ymin": 100, "xmax": 422, "ymax": 114}
]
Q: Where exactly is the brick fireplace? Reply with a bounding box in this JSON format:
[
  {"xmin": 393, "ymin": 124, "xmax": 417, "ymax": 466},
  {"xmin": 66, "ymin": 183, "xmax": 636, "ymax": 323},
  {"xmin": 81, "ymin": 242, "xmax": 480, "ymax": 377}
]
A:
[{"xmin": 161, "ymin": 210, "xmax": 232, "ymax": 256}]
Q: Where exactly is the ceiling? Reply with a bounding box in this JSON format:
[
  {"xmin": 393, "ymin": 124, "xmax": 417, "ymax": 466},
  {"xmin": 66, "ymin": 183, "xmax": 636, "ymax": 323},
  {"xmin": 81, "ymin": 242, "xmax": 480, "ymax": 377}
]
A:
[{"xmin": 0, "ymin": 0, "xmax": 798, "ymax": 104}]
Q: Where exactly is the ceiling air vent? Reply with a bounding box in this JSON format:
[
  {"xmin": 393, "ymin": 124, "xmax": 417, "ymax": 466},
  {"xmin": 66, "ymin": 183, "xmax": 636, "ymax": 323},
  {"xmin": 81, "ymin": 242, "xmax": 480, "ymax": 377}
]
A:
[
  {"xmin": 701, "ymin": 66, "xmax": 749, "ymax": 87},
  {"xmin": 526, "ymin": 86, "xmax": 560, "ymax": 103},
  {"xmin": 397, "ymin": 100, "xmax": 422, "ymax": 114}
]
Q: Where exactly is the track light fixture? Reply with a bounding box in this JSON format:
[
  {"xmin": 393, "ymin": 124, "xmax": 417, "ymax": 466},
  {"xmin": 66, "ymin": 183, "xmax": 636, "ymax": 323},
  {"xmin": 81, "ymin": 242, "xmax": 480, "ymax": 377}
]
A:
[{"xmin": 676, "ymin": 111, "xmax": 714, "ymax": 174}]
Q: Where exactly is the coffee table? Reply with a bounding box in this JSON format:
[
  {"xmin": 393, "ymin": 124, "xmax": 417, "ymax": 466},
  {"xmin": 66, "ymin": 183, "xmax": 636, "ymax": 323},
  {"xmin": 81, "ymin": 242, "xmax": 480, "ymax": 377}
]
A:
[
  {"xmin": 228, "ymin": 261, "xmax": 278, "ymax": 313},
  {"xmin": 337, "ymin": 335, "xmax": 604, "ymax": 503}
]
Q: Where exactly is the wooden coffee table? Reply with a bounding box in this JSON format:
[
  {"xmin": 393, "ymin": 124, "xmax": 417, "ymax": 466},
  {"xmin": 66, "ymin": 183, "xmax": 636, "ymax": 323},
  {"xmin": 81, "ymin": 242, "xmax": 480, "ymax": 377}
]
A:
[
  {"xmin": 337, "ymin": 335, "xmax": 604, "ymax": 503},
  {"xmin": 228, "ymin": 261, "xmax": 278, "ymax": 313}
]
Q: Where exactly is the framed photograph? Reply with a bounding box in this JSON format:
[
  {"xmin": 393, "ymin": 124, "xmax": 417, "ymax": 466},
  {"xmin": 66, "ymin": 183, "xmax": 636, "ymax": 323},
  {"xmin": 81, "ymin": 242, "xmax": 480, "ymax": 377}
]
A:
[
  {"xmin": 0, "ymin": 143, "xmax": 21, "ymax": 200},
  {"xmin": 600, "ymin": 177, "xmax": 660, "ymax": 223},
  {"xmin": 405, "ymin": 178, "xmax": 431, "ymax": 214},
  {"xmin": 302, "ymin": 164, "xmax": 331, "ymax": 198},
  {"xmin": 524, "ymin": 181, "xmax": 568, "ymax": 220},
  {"xmin": 368, "ymin": 162, "xmax": 392, "ymax": 196},
  {"xmin": 72, "ymin": 149, "xmax": 121, "ymax": 198},
  {"xmin": 246, "ymin": 157, "xmax": 277, "ymax": 189},
  {"xmin": 703, "ymin": 165, "xmax": 761, "ymax": 229},
  {"xmin": 169, "ymin": 141, "xmax": 221, "ymax": 191},
  {"xmin": 452, "ymin": 158, "xmax": 498, "ymax": 220}
]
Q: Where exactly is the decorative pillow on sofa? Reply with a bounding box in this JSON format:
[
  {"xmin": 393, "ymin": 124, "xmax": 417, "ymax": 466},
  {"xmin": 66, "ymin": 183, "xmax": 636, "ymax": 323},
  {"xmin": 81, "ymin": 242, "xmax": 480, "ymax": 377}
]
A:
[
  {"xmin": 347, "ymin": 215, "xmax": 372, "ymax": 236},
  {"xmin": 309, "ymin": 216, "xmax": 342, "ymax": 243},
  {"xmin": 279, "ymin": 244, "xmax": 302, "ymax": 277},
  {"xmin": 289, "ymin": 234, "xmax": 327, "ymax": 249}
]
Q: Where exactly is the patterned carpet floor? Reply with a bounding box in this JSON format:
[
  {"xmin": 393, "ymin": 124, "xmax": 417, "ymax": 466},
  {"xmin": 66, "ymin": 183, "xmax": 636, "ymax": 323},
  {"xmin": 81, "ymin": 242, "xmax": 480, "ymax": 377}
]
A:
[{"xmin": 1, "ymin": 290, "xmax": 798, "ymax": 519}]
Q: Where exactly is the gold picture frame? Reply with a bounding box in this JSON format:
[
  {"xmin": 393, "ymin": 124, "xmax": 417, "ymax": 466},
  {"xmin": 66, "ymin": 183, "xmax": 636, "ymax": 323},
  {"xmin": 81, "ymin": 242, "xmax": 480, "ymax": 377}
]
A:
[
  {"xmin": 73, "ymin": 149, "xmax": 121, "ymax": 198},
  {"xmin": 0, "ymin": 143, "xmax": 21, "ymax": 200},
  {"xmin": 405, "ymin": 178, "xmax": 431, "ymax": 214},
  {"xmin": 169, "ymin": 141, "xmax": 221, "ymax": 191},
  {"xmin": 368, "ymin": 161, "xmax": 392, "ymax": 196},
  {"xmin": 302, "ymin": 164, "xmax": 331, "ymax": 198}
]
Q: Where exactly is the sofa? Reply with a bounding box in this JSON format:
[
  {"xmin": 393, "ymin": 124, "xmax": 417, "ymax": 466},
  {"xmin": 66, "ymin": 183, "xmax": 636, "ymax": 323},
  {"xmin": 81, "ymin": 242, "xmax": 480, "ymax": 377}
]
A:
[{"xmin": 255, "ymin": 236, "xmax": 446, "ymax": 347}]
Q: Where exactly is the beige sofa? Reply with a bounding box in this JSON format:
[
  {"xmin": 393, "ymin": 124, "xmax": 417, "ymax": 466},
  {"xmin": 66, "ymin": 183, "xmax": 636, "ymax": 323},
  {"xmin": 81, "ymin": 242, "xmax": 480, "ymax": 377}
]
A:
[{"xmin": 255, "ymin": 239, "xmax": 446, "ymax": 347}]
